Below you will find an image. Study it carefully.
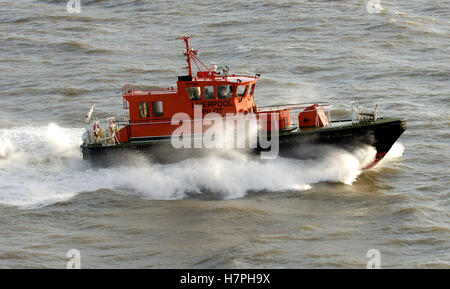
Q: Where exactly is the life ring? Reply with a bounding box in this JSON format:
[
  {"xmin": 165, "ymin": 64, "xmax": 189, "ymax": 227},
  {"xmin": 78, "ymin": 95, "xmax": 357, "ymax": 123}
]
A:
[
  {"xmin": 108, "ymin": 118, "xmax": 118, "ymax": 133},
  {"xmin": 108, "ymin": 117, "xmax": 120, "ymax": 144},
  {"xmin": 93, "ymin": 122, "xmax": 103, "ymax": 139},
  {"xmin": 93, "ymin": 122, "xmax": 99, "ymax": 137}
]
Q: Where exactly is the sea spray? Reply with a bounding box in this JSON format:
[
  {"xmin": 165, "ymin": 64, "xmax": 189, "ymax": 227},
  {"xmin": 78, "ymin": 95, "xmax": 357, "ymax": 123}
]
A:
[
  {"xmin": 375, "ymin": 142, "xmax": 405, "ymax": 168},
  {"xmin": 385, "ymin": 142, "xmax": 405, "ymax": 160},
  {"xmin": 46, "ymin": 123, "xmax": 80, "ymax": 158},
  {"xmin": 0, "ymin": 138, "xmax": 14, "ymax": 159},
  {"xmin": 0, "ymin": 124, "xmax": 384, "ymax": 208}
]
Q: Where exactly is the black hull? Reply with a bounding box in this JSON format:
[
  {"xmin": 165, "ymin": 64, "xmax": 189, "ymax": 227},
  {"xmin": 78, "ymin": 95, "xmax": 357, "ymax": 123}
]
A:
[{"xmin": 81, "ymin": 118, "xmax": 406, "ymax": 167}]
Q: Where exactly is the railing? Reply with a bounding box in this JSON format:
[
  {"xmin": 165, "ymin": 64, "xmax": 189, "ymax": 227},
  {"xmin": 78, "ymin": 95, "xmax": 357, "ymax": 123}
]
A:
[
  {"xmin": 83, "ymin": 102, "xmax": 335, "ymax": 146},
  {"xmin": 350, "ymin": 99, "xmax": 382, "ymax": 123},
  {"xmin": 84, "ymin": 117, "xmax": 127, "ymax": 146},
  {"xmin": 122, "ymin": 84, "xmax": 134, "ymax": 109},
  {"xmin": 259, "ymin": 102, "xmax": 332, "ymax": 128},
  {"xmin": 259, "ymin": 102, "xmax": 331, "ymax": 111}
]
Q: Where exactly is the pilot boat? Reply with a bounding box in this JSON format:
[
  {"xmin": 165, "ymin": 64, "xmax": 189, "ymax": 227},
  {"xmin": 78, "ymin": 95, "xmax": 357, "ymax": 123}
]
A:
[{"xmin": 81, "ymin": 36, "xmax": 406, "ymax": 167}]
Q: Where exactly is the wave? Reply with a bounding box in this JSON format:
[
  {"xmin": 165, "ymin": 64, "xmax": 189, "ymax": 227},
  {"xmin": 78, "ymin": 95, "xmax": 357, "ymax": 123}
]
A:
[
  {"xmin": 54, "ymin": 41, "xmax": 112, "ymax": 54},
  {"xmin": 0, "ymin": 124, "xmax": 381, "ymax": 209},
  {"xmin": 378, "ymin": 142, "xmax": 405, "ymax": 165}
]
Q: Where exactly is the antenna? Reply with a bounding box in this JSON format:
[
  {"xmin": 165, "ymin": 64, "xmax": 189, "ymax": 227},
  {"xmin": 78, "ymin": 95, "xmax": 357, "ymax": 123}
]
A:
[
  {"xmin": 176, "ymin": 35, "xmax": 194, "ymax": 77},
  {"xmin": 176, "ymin": 35, "xmax": 215, "ymax": 78}
]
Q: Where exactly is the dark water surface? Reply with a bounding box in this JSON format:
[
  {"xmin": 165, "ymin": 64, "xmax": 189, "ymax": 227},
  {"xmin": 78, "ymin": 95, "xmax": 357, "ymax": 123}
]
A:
[{"xmin": 0, "ymin": 0, "xmax": 449, "ymax": 268}]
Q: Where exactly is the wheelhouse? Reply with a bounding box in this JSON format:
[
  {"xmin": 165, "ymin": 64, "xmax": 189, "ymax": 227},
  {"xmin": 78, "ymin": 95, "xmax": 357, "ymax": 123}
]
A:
[{"xmin": 118, "ymin": 36, "xmax": 260, "ymax": 142}]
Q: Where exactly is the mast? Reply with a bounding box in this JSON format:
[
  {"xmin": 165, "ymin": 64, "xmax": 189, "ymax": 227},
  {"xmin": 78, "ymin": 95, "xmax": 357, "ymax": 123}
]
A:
[
  {"xmin": 178, "ymin": 35, "xmax": 195, "ymax": 78},
  {"xmin": 177, "ymin": 35, "xmax": 211, "ymax": 78}
]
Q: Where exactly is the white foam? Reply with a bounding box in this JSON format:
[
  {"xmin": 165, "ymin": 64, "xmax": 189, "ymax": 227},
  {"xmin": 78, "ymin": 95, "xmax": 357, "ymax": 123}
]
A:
[
  {"xmin": 385, "ymin": 142, "xmax": 405, "ymax": 159},
  {"xmin": 378, "ymin": 142, "xmax": 405, "ymax": 166},
  {"xmin": 46, "ymin": 123, "xmax": 80, "ymax": 158},
  {"xmin": 0, "ymin": 124, "xmax": 379, "ymax": 208},
  {"xmin": 0, "ymin": 138, "xmax": 14, "ymax": 158}
]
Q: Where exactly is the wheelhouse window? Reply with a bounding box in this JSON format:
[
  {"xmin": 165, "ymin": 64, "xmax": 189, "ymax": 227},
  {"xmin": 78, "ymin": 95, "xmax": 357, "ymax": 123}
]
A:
[
  {"xmin": 236, "ymin": 85, "xmax": 248, "ymax": 98},
  {"xmin": 139, "ymin": 102, "xmax": 149, "ymax": 118},
  {"xmin": 217, "ymin": 85, "xmax": 234, "ymax": 99},
  {"xmin": 152, "ymin": 101, "xmax": 163, "ymax": 117},
  {"xmin": 186, "ymin": 86, "xmax": 201, "ymax": 100},
  {"xmin": 203, "ymin": 86, "xmax": 214, "ymax": 100},
  {"xmin": 248, "ymin": 83, "xmax": 255, "ymax": 96}
]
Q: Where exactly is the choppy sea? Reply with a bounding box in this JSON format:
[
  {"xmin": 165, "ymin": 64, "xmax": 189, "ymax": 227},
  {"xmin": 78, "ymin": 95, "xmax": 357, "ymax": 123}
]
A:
[{"xmin": 0, "ymin": 0, "xmax": 449, "ymax": 268}]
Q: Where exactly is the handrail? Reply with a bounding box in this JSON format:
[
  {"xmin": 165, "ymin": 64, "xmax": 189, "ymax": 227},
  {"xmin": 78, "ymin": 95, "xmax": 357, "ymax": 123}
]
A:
[
  {"xmin": 122, "ymin": 84, "xmax": 135, "ymax": 97},
  {"xmin": 259, "ymin": 102, "xmax": 331, "ymax": 110},
  {"xmin": 91, "ymin": 112, "xmax": 294, "ymax": 128},
  {"xmin": 89, "ymin": 102, "xmax": 333, "ymax": 131},
  {"xmin": 135, "ymin": 88, "xmax": 177, "ymax": 93}
]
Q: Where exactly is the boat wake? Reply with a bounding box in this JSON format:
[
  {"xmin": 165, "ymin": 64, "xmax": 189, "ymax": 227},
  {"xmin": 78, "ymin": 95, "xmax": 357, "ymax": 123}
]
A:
[{"xmin": 0, "ymin": 124, "xmax": 403, "ymax": 209}]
